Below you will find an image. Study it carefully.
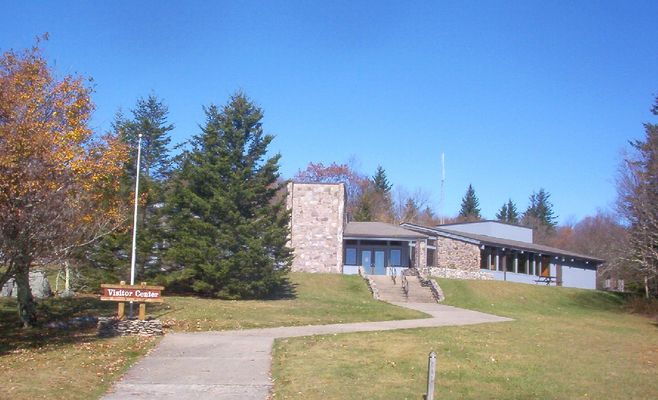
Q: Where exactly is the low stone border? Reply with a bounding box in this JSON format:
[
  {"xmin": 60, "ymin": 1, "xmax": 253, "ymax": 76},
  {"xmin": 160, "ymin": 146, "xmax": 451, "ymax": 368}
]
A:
[
  {"xmin": 425, "ymin": 278, "xmax": 445, "ymax": 302},
  {"xmin": 358, "ymin": 266, "xmax": 380, "ymax": 300},
  {"xmin": 415, "ymin": 268, "xmax": 445, "ymax": 303},
  {"xmin": 98, "ymin": 317, "xmax": 164, "ymax": 337}
]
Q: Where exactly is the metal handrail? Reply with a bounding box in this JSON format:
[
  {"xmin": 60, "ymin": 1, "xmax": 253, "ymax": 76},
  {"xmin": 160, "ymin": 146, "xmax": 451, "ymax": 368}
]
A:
[
  {"xmin": 401, "ymin": 273, "xmax": 409, "ymax": 297},
  {"xmin": 388, "ymin": 264, "xmax": 398, "ymax": 284}
]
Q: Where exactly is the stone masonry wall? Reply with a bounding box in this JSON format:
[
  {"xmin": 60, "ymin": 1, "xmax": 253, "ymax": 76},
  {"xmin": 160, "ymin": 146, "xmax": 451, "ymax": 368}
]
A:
[
  {"xmin": 429, "ymin": 267, "xmax": 493, "ymax": 280},
  {"xmin": 436, "ymin": 236, "xmax": 481, "ymax": 272},
  {"xmin": 415, "ymin": 240, "xmax": 427, "ymax": 268},
  {"xmin": 287, "ymin": 182, "xmax": 345, "ymax": 273}
]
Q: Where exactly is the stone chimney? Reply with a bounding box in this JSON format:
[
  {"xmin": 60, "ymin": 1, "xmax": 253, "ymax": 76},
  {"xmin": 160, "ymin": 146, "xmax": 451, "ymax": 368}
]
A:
[{"xmin": 287, "ymin": 182, "xmax": 345, "ymax": 273}]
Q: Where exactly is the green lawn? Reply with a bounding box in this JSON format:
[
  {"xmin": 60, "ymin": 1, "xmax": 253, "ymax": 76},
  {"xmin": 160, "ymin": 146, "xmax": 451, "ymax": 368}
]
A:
[
  {"xmin": 0, "ymin": 296, "xmax": 157, "ymax": 400},
  {"xmin": 272, "ymin": 279, "xmax": 658, "ymax": 400},
  {"xmin": 0, "ymin": 272, "xmax": 424, "ymax": 400},
  {"xmin": 153, "ymin": 272, "xmax": 426, "ymax": 331}
]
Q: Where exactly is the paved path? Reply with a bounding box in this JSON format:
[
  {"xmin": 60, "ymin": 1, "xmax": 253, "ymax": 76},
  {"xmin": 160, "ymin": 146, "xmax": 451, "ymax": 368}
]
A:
[{"xmin": 102, "ymin": 303, "xmax": 511, "ymax": 400}]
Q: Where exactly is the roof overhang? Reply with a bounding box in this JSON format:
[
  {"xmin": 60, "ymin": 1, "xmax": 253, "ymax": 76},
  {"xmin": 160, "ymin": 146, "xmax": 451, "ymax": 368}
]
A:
[
  {"xmin": 343, "ymin": 236, "xmax": 419, "ymax": 242},
  {"xmin": 344, "ymin": 222, "xmax": 428, "ymax": 240},
  {"xmin": 401, "ymin": 222, "xmax": 604, "ymax": 268}
]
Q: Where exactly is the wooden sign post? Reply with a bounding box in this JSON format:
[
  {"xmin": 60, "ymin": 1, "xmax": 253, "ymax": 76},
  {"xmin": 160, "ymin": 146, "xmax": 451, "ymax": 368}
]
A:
[{"xmin": 100, "ymin": 281, "xmax": 164, "ymax": 320}]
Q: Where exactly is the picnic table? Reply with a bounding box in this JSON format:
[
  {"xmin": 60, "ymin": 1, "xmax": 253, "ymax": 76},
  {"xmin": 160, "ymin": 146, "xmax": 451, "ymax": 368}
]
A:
[{"xmin": 535, "ymin": 276, "xmax": 556, "ymax": 285}]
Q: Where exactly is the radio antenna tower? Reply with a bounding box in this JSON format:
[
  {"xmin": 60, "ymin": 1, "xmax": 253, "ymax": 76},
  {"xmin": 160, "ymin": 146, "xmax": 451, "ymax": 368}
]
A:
[{"xmin": 440, "ymin": 152, "xmax": 445, "ymax": 225}]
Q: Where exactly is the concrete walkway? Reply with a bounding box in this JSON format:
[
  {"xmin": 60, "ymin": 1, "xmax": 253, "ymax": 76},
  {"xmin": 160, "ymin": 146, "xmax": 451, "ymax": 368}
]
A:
[{"xmin": 102, "ymin": 303, "xmax": 511, "ymax": 400}]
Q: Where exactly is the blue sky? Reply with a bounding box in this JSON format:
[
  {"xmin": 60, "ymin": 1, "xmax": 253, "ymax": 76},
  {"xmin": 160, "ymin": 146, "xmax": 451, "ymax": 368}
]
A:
[{"xmin": 2, "ymin": 1, "xmax": 657, "ymax": 223}]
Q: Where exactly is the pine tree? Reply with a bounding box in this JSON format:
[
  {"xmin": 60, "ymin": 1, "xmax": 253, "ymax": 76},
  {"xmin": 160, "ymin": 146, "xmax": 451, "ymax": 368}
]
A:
[
  {"xmin": 496, "ymin": 202, "xmax": 509, "ymax": 222},
  {"xmin": 164, "ymin": 92, "xmax": 292, "ymax": 299},
  {"xmin": 458, "ymin": 184, "xmax": 482, "ymax": 221},
  {"xmin": 372, "ymin": 165, "xmax": 392, "ymax": 194},
  {"xmin": 370, "ymin": 166, "xmax": 394, "ymax": 221},
  {"xmin": 119, "ymin": 95, "xmax": 174, "ymax": 182},
  {"xmin": 497, "ymin": 198, "xmax": 519, "ymax": 224},
  {"xmin": 506, "ymin": 199, "xmax": 520, "ymax": 224},
  {"xmin": 523, "ymin": 188, "xmax": 557, "ymax": 231},
  {"xmin": 85, "ymin": 95, "xmax": 174, "ymax": 283},
  {"xmin": 353, "ymin": 187, "xmax": 374, "ymax": 221},
  {"xmin": 353, "ymin": 198, "xmax": 373, "ymax": 221}
]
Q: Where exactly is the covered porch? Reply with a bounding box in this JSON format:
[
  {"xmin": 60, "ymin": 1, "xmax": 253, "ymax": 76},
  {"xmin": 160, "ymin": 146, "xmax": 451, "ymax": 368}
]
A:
[
  {"xmin": 342, "ymin": 222, "xmax": 428, "ymax": 275},
  {"xmin": 479, "ymin": 245, "xmax": 600, "ymax": 288}
]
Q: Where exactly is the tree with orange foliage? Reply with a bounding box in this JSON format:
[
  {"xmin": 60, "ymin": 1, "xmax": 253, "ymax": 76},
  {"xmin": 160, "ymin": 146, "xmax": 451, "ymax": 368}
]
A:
[
  {"xmin": 294, "ymin": 161, "xmax": 369, "ymax": 219},
  {"xmin": 0, "ymin": 39, "xmax": 128, "ymax": 327}
]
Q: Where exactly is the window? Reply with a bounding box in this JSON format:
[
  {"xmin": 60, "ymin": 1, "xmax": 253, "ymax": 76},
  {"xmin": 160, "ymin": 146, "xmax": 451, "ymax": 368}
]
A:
[
  {"xmin": 506, "ymin": 254, "xmax": 514, "ymax": 272},
  {"xmin": 410, "ymin": 246, "xmax": 416, "ymax": 266},
  {"xmin": 390, "ymin": 249, "xmax": 401, "ymax": 266},
  {"xmin": 517, "ymin": 254, "xmax": 527, "ymax": 274},
  {"xmin": 345, "ymin": 247, "xmax": 357, "ymax": 265},
  {"xmin": 427, "ymin": 248, "xmax": 435, "ymax": 267}
]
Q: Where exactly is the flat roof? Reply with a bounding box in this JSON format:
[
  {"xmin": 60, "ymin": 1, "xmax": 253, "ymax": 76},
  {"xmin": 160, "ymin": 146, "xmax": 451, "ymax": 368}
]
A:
[
  {"xmin": 437, "ymin": 219, "xmax": 532, "ymax": 230},
  {"xmin": 345, "ymin": 222, "xmax": 428, "ymax": 240},
  {"xmin": 402, "ymin": 223, "xmax": 604, "ymax": 264}
]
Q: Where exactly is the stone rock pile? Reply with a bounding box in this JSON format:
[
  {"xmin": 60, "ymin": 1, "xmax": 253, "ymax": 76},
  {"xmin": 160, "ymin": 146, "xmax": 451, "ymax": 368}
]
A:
[
  {"xmin": 97, "ymin": 317, "xmax": 164, "ymax": 337},
  {"xmin": 0, "ymin": 270, "xmax": 52, "ymax": 299}
]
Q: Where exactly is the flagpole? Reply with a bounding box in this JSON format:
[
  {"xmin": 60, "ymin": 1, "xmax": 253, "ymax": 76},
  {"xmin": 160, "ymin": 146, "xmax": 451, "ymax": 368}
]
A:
[{"xmin": 129, "ymin": 134, "xmax": 142, "ymax": 317}]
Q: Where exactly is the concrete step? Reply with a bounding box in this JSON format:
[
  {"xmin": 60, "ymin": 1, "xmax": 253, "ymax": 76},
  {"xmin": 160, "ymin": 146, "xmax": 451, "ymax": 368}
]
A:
[{"xmin": 368, "ymin": 275, "xmax": 437, "ymax": 303}]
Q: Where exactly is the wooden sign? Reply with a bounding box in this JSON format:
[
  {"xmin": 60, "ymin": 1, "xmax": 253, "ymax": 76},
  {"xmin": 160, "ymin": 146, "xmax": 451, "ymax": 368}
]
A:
[
  {"xmin": 100, "ymin": 281, "xmax": 164, "ymax": 320},
  {"xmin": 100, "ymin": 283, "xmax": 164, "ymax": 303}
]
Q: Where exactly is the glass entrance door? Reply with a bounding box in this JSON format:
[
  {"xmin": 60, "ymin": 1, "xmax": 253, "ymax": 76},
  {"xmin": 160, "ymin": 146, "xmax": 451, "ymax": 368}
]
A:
[
  {"xmin": 374, "ymin": 250, "xmax": 385, "ymax": 275},
  {"xmin": 361, "ymin": 251, "xmax": 372, "ymax": 273},
  {"xmin": 361, "ymin": 249, "xmax": 386, "ymax": 275}
]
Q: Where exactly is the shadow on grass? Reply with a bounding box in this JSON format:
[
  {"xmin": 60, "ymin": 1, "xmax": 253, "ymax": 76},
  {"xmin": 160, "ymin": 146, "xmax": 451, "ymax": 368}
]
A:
[
  {"xmin": 160, "ymin": 279, "xmax": 299, "ymax": 301},
  {"xmin": 567, "ymin": 290, "xmax": 626, "ymax": 313},
  {"xmin": 266, "ymin": 279, "xmax": 298, "ymax": 300},
  {"xmin": 0, "ymin": 296, "xmax": 117, "ymax": 356}
]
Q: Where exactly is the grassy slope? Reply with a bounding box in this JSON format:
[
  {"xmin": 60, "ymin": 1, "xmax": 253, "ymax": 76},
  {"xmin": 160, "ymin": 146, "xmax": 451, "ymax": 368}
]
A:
[
  {"xmin": 154, "ymin": 273, "xmax": 426, "ymax": 331},
  {"xmin": 273, "ymin": 280, "xmax": 658, "ymax": 400},
  {"xmin": 0, "ymin": 272, "xmax": 423, "ymax": 400}
]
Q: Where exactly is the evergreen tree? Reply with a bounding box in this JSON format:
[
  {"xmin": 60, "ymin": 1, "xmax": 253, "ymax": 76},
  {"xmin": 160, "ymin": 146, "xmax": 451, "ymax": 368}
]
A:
[
  {"xmin": 164, "ymin": 92, "xmax": 292, "ymax": 299},
  {"xmin": 496, "ymin": 202, "xmax": 509, "ymax": 222},
  {"xmin": 458, "ymin": 184, "xmax": 482, "ymax": 221},
  {"xmin": 119, "ymin": 95, "xmax": 174, "ymax": 182},
  {"xmin": 523, "ymin": 188, "xmax": 557, "ymax": 231},
  {"xmin": 85, "ymin": 95, "xmax": 174, "ymax": 283},
  {"xmin": 353, "ymin": 187, "xmax": 374, "ymax": 221},
  {"xmin": 506, "ymin": 198, "xmax": 520, "ymax": 224},
  {"xmin": 353, "ymin": 198, "xmax": 373, "ymax": 221},
  {"xmin": 496, "ymin": 198, "xmax": 519, "ymax": 224},
  {"xmin": 370, "ymin": 166, "xmax": 394, "ymax": 221},
  {"xmin": 372, "ymin": 165, "xmax": 392, "ymax": 194}
]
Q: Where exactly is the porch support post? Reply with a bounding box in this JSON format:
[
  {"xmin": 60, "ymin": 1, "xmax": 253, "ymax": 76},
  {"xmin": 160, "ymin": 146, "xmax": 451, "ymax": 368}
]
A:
[
  {"xmin": 525, "ymin": 256, "xmax": 530, "ymax": 275},
  {"xmin": 495, "ymin": 251, "xmax": 499, "ymax": 271},
  {"xmin": 514, "ymin": 253, "xmax": 518, "ymax": 273}
]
